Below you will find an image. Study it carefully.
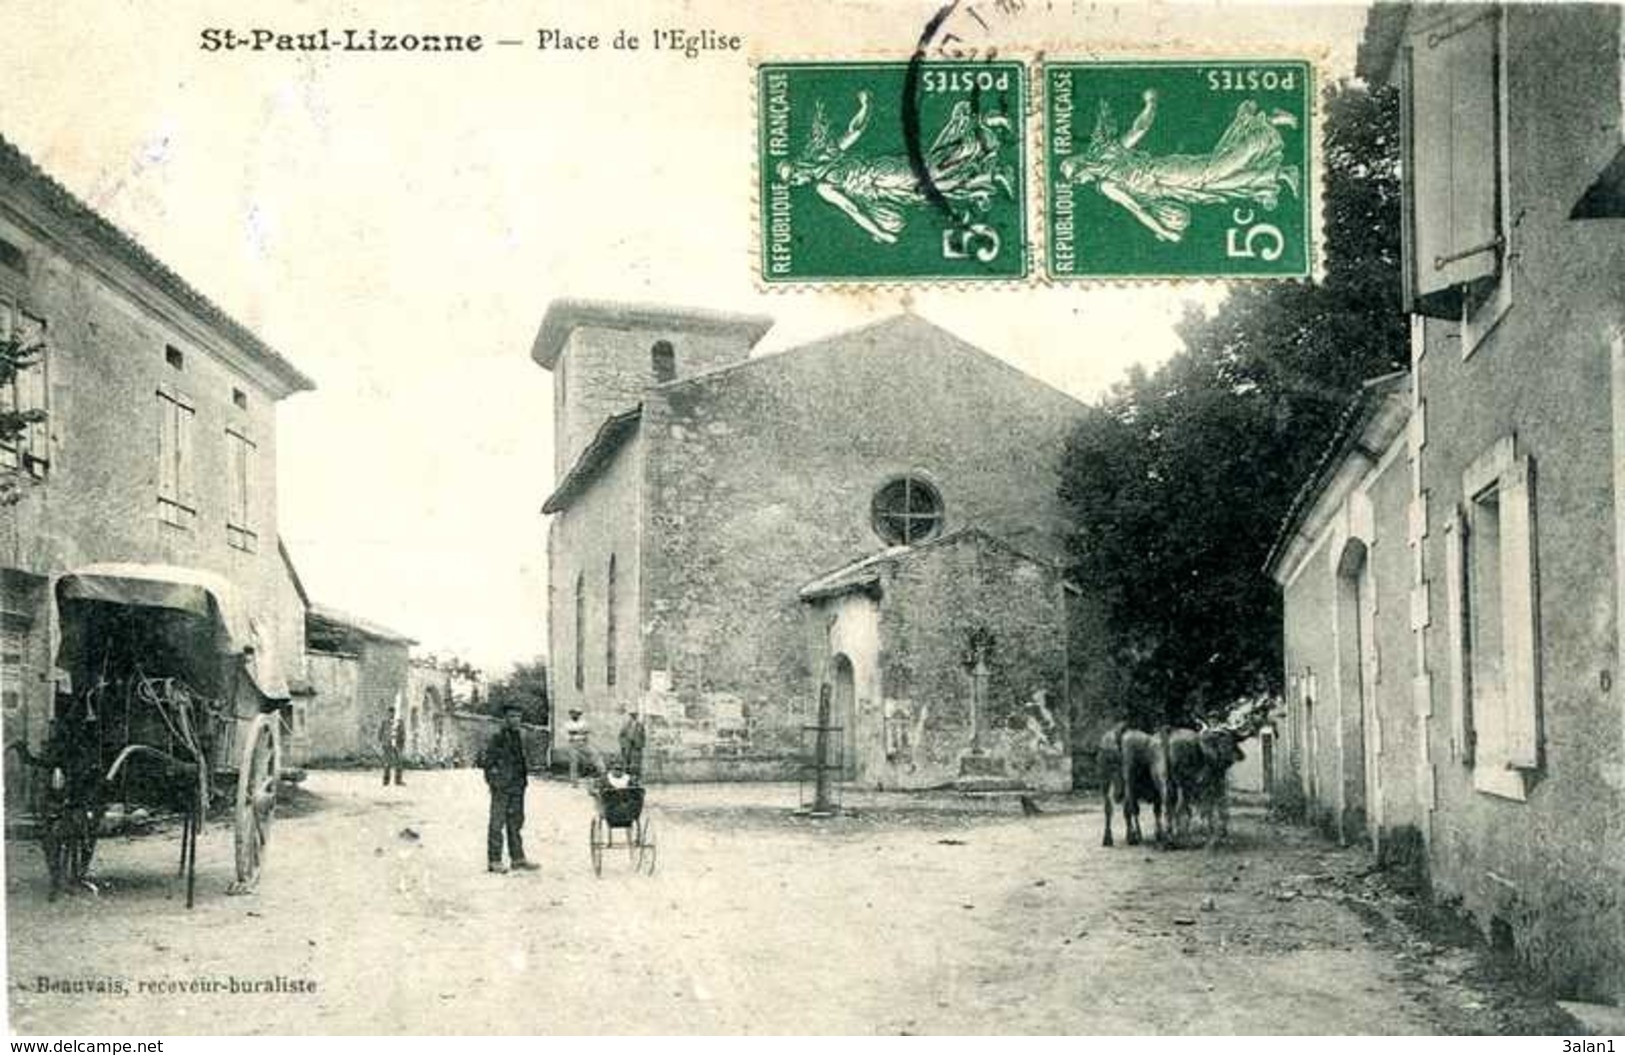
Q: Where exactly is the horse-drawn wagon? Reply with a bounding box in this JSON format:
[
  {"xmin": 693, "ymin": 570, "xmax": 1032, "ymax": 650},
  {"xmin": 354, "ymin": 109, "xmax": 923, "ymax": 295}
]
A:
[{"xmin": 9, "ymin": 563, "xmax": 288, "ymax": 906}]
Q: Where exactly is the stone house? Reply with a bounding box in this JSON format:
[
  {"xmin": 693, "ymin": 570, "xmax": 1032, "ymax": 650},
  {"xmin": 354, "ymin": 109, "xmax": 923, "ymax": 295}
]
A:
[
  {"xmin": 536, "ymin": 300, "xmax": 1108, "ymax": 789},
  {"xmin": 0, "ymin": 134, "xmax": 313, "ymax": 794},
  {"xmin": 1266, "ymin": 4, "xmax": 1625, "ymax": 1001},
  {"xmin": 403, "ymin": 655, "xmax": 481, "ymax": 764},
  {"xmin": 299, "ymin": 603, "xmax": 414, "ymax": 765}
]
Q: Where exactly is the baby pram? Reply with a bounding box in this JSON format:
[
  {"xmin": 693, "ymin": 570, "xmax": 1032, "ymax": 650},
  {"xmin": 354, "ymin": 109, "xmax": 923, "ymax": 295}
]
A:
[{"xmin": 588, "ymin": 772, "xmax": 656, "ymax": 876}]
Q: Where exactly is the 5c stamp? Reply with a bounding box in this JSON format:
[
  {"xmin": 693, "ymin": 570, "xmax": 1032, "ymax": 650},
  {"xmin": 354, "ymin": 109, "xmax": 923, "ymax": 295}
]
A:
[
  {"xmin": 758, "ymin": 60, "xmax": 1029, "ymax": 283},
  {"xmin": 1046, "ymin": 59, "xmax": 1313, "ymax": 279}
]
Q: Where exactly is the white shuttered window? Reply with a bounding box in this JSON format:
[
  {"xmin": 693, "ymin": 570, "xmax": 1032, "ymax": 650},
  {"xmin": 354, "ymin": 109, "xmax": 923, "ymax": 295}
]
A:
[
  {"xmin": 157, "ymin": 387, "xmax": 196, "ymax": 527},
  {"xmin": 1404, "ymin": 9, "xmax": 1503, "ymax": 318},
  {"xmin": 1446, "ymin": 436, "xmax": 1541, "ymax": 800}
]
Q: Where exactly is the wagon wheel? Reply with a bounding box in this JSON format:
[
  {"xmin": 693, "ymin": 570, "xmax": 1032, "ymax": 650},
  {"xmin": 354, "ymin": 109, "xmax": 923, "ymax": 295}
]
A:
[
  {"xmin": 627, "ymin": 819, "xmax": 640, "ymax": 865},
  {"xmin": 230, "ymin": 713, "xmax": 280, "ymax": 893},
  {"xmin": 589, "ymin": 817, "xmax": 605, "ymax": 877},
  {"xmin": 635, "ymin": 814, "xmax": 657, "ymax": 876}
]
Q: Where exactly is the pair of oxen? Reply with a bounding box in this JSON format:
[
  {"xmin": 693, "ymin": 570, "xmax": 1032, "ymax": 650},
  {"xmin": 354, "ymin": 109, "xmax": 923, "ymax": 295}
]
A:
[{"xmin": 1097, "ymin": 720, "xmax": 1252, "ymax": 849}]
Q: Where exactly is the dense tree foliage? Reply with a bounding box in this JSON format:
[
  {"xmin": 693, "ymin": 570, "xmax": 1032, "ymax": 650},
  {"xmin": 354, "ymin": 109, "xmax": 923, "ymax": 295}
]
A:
[
  {"xmin": 1060, "ymin": 82, "xmax": 1408, "ymax": 727},
  {"xmin": 485, "ymin": 658, "xmax": 550, "ymax": 726}
]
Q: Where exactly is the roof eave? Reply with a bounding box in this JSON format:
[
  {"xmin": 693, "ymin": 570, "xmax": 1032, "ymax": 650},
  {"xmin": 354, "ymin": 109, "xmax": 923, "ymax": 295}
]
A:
[
  {"xmin": 0, "ymin": 135, "xmax": 315, "ymax": 397},
  {"xmin": 540, "ymin": 406, "xmax": 643, "ymax": 514},
  {"xmin": 531, "ymin": 298, "xmax": 775, "ymax": 371},
  {"xmin": 1264, "ymin": 371, "xmax": 1411, "ymax": 583}
]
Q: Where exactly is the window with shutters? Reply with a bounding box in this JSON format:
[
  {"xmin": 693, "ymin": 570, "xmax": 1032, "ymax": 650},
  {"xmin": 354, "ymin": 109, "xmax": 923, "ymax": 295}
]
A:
[
  {"xmin": 1444, "ymin": 436, "xmax": 1540, "ymax": 801},
  {"xmin": 226, "ymin": 428, "xmax": 257, "ymax": 551},
  {"xmin": 0, "ymin": 302, "xmax": 48, "ymax": 478},
  {"xmin": 157, "ymin": 386, "xmax": 196, "ymax": 528},
  {"xmin": 1401, "ymin": 7, "xmax": 1508, "ymax": 329}
]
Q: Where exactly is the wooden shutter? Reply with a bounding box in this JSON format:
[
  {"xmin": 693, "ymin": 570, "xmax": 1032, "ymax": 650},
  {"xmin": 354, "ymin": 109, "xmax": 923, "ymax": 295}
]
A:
[
  {"xmin": 157, "ymin": 395, "xmax": 178, "ymax": 503},
  {"xmin": 1406, "ymin": 10, "xmax": 1501, "ymax": 317},
  {"xmin": 176, "ymin": 401, "xmax": 194, "ymax": 508},
  {"xmin": 1499, "ymin": 455, "xmax": 1541, "ymax": 769},
  {"xmin": 1443, "ymin": 509, "xmax": 1473, "ymax": 763}
]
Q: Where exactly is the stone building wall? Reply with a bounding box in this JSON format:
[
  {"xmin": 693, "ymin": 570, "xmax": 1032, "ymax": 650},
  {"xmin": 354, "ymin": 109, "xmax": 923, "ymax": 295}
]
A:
[
  {"xmin": 872, "ymin": 533, "xmax": 1071, "ymax": 791},
  {"xmin": 1401, "ymin": 4, "xmax": 1624, "ymax": 998},
  {"xmin": 0, "ymin": 139, "xmax": 310, "ymax": 775},
  {"xmin": 634, "ymin": 316, "xmax": 1090, "ymax": 780}
]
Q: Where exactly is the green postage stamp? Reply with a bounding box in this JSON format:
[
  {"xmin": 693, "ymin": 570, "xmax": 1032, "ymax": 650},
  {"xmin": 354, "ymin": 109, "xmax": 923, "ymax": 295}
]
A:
[
  {"xmin": 1044, "ymin": 60, "xmax": 1313, "ymax": 279},
  {"xmin": 759, "ymin": 61, "xmax": 1029, "ymax": 283}
]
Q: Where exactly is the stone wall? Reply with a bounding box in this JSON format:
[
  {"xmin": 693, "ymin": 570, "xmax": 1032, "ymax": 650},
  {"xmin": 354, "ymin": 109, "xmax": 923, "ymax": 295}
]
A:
[
  {"xmin": 552, "ymin": 323, "xmax": 758, "ymax": 478},
  {"xmin": 548, "ymin": 428, "xmax": 642, "ymax": 752},
  {"xmin": 444, "ymin": 711, "xmax": 548, "ymax": 771},
  {"xmin": 873, "ymin": 534, "xmax": 1071, "ymax": 791},
  {"xmin": 634, "ymin": 316, "xmax": 1092, "ymax": 780},
  {"xmin": 1402, "ymin": 4, "xmax": 1624, "ymax": 999},
  {"xmin": 300, "ymin": 639, "xmax": 410, "ymax": 765},
  {"xmin": 0, "ymin": 165, "xmax": 307, "ymax": 767}
]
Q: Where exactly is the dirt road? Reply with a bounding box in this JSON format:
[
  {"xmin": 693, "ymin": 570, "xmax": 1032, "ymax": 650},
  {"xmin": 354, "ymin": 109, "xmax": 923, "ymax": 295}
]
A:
[{"xmin": 4, "ymin": 770, "xmax": 1574, "ymax": 1034}]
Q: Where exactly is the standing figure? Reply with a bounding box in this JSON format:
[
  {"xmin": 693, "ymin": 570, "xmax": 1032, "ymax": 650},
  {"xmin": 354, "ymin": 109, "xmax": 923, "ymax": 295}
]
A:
[
  {"xmin": 1059, "ymin": 89, "xmax": 1301, "ymax": 243},
  {"xmin": 482, "ymin": 704, "xmax": 538, "ymax": 873},
  {"xmin": 776, "ymin": 90, "xmax": 1015, "ymax": 243},
  {"xmin": 563, "ymin": 708, "xmax": 594, "ymax": 787},
  {"xmin": 617, "ymin": 706, "xmax": 646, "ymax": 780},
  {"xmin": 379, "ymin": 703, "xmax": 406, "ymax": 787}
]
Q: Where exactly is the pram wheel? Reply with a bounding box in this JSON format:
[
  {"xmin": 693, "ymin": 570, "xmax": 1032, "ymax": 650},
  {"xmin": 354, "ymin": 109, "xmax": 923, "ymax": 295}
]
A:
[
  {"xmin": 635, "ymin": 815, "xmax": 656, "ymax": 876},
  {"xmin": 589, "ymin": 817, "xmax": 605, "ymax": 876}
]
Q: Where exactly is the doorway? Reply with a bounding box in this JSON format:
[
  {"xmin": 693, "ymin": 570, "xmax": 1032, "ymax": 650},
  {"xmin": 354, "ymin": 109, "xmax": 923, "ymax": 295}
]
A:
[{"xmin": 830, "ymin": 653, "xmax": 857, "ymax": 780}]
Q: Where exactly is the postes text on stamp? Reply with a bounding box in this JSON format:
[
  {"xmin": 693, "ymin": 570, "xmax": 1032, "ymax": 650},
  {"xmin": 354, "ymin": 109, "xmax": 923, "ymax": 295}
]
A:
[
  {"xmin": 1044, "ymin": 60, "xmax": 1313, "ymax": 279},
  {"xmin": 759, "ymin": 60, "xmax": 1028, "ymax": 283}
]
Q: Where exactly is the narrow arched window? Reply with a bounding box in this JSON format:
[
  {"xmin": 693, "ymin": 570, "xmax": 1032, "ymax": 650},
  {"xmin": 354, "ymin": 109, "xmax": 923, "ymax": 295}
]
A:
[
  {"xmin": 651, "ymin": 340, "xmax": 676, "ymax": 383},
  {"xmin": 606, "ymin": 555, "xmax": 618, "ymax": 686},
  {"xmin": 574, "ymin": 572, "xmax": 585, "ymax": 692}
]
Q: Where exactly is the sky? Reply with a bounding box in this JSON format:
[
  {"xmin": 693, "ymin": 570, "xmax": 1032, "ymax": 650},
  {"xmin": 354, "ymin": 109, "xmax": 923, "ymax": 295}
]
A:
[{"xmin": 0, "ymin": 0, "xmax": 1366, "ymax": 674}]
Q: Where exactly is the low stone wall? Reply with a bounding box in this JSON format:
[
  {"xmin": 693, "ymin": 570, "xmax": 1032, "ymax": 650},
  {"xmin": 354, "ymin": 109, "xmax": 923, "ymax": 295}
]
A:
[{"xmin": 443, "ymin": 711, "xmax": 550, "ymax": 770}]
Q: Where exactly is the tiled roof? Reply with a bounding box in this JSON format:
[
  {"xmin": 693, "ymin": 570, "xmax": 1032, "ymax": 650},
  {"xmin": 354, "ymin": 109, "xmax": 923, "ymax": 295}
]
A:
[
  {"xmin": 308, "ymin": 602, "xmax": 417, "ymax": 645},
  {"xmin": 540, "ymin": 405, "xmax": 642, "ymax": 514},
  {"xmin": 1262, "ymin": 370, "xmax": 1410, "ymax": 579},
  {"xmin": 799, "ymin": 528, "xmax": 1059, "ymax": 602},
  {"xmin": 0, "ymin": 134, "xmax": 314, "ymax": 395}
]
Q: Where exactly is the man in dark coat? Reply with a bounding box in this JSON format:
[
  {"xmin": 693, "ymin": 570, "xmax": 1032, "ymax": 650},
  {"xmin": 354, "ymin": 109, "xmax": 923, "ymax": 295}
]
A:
[
  {"xmin": 617, "ymin": 706, "xmax": 646, "ymax": 780},
  {"xmin": 482, "ymin": 705, "xmax": 539, "ymax": 873},
  {"xmin": 380, "ymin": 705, "xmax": 406, "ymax": 787}
]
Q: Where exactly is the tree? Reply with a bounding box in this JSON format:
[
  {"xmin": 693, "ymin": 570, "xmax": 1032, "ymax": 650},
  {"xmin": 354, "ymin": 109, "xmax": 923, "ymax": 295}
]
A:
[
  {"xmin": 485, "ymin": 658, "xmax": 550, "ymax": 726},
  {"xmin": 0, "ymin": 318, "xmax": 46, "ymax": 506},
  {"xmin": 1059, "ymin": 81, "xmax": 1407, "ymax": 728}
]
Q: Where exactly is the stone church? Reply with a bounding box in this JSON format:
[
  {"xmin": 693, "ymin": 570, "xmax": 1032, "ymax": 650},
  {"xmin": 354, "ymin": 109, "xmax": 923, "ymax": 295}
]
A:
[{"xmin": 535, "ymin": 300, "xmax": 1107, "ymax": 789}]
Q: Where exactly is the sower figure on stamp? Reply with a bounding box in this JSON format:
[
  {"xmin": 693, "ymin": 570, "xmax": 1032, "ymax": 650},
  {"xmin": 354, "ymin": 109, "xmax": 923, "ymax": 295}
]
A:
[
  {"xmin": 379, "ymin": 700, "xmax": 406, "ymax": 787},
  {"xmin": 482, "ymin": 704, "xmax": 539, "ymax": 874},
  {"xmin": 617, "ymin": 706, "xmax": 646, "ymax": 780}
]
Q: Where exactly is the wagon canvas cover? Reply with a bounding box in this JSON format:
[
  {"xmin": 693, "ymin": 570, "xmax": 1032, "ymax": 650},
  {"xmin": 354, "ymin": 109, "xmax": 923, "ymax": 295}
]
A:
[{"xmin": 53, "ymin": 562, "xmax": 290, "ymax": 702}]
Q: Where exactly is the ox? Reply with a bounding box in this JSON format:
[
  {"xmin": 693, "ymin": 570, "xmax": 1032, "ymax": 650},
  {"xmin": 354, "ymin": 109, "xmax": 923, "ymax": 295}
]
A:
[
  {"xmin": 1098, "ymin": 723, "xmax": 1163, "ymax": 847},
  {"xmin": 1152, "ymin": 725, "xmax": 1245, "ymax": 847}
]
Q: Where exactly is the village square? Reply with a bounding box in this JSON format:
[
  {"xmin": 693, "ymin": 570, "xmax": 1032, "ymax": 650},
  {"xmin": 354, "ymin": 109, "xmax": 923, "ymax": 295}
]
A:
[{"xmin": 2, "ymin": 0, "xmax": 1624, "ymax": 1038}]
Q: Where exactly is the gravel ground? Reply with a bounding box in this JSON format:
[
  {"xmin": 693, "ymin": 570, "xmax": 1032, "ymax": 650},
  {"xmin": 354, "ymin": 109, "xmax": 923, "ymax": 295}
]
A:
[{"xmin": 4, "ymin": 769, "xmax": 1580, "ymax": 1035}]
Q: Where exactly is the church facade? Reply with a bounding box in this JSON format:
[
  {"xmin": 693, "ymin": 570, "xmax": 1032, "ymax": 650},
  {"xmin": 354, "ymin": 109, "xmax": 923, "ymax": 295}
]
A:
[{"xmin": 536, "ymin": 301, "xmax": 1106, "ymax": 788}]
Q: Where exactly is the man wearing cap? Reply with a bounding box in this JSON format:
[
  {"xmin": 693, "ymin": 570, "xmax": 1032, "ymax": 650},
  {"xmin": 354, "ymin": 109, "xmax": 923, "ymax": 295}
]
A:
[
  {"xmin": 563, "ymin": 708, "xmax": 593, "ymax": 786},
  {"xmin": 481, "ymin": 705, "xmax": 539, "ymax": 874},
  {"xmin": 617, "ymin": 705, "xmax": 646, "ymax": 780},
  {"xmin": 379, "ymin": 702, "xmax": 406, "ymax": 787}
]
